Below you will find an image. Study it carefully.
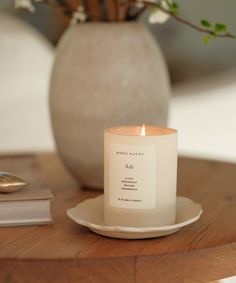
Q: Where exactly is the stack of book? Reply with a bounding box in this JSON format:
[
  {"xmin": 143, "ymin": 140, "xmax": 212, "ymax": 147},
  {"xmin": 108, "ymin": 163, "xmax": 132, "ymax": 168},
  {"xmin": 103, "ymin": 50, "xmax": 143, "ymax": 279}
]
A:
[{"xmin": 0, "ymin": 187, "xmax": 54, "ymax": 227}]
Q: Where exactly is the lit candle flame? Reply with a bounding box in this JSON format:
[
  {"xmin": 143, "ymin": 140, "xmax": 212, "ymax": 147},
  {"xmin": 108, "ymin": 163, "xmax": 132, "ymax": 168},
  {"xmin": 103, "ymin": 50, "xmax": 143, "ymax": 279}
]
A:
[{"xmin": 141, "ymin": 124, "xmax": 146, "ymax": 136}]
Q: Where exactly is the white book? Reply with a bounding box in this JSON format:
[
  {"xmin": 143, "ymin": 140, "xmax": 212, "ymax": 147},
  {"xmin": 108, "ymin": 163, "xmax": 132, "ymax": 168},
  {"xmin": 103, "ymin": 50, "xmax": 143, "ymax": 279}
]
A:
[{"xmin": 0, "ymin": 187, "xmax": 54, "ymax": 227}]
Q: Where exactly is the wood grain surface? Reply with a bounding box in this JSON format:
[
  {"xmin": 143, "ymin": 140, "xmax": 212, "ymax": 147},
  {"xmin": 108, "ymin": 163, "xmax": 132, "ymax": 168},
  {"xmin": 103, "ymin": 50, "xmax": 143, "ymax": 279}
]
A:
[{"xmin": 0, "ymin": 153, "xmax": 235, "ymax": 283}]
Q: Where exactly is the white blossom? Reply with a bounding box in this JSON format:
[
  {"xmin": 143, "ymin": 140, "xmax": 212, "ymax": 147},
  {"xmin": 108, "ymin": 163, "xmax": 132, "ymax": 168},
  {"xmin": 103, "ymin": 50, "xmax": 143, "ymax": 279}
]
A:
[
  {"xmin": 148, "ymin": 0, "xmax": 171, "ymax": 24},
  {"xmin": 15, "ymin": 0, "xmax": 35, "ymax": 13},
  {"xmin": 70, "ymin": 5, "xmax": 87, "ymax": 25}
]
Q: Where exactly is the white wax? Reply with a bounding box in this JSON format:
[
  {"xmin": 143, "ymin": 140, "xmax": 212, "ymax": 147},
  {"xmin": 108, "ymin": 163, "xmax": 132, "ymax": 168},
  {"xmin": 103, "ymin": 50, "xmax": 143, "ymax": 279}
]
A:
[{"xmin": 104, "ymin": 125, "xmax": 178, "ymax": 227}]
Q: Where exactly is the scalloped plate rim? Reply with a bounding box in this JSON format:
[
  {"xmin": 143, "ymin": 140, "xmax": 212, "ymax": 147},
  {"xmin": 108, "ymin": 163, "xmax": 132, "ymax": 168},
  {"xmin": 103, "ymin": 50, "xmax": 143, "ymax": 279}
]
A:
[{"xmin": 67, "ymin": 195, "xmax": 202, "ymax": 236}]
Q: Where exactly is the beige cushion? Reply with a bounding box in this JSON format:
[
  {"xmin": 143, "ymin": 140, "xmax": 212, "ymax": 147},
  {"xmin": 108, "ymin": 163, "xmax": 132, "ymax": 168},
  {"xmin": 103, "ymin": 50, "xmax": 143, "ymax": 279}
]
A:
[{"xmin": 0, "ymin": 12, "xmax": 55, "ymax": 153}]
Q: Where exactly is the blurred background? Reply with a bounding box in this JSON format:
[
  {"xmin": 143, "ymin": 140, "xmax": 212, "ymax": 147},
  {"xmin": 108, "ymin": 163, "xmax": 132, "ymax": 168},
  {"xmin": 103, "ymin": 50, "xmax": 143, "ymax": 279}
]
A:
[
  {"xmin": 1, "ymin": 0, "xmax": 236, "ymax": 84},
  {"xmin": 0, "ymin": 0, "xmax": 236, "ymax": 163}
]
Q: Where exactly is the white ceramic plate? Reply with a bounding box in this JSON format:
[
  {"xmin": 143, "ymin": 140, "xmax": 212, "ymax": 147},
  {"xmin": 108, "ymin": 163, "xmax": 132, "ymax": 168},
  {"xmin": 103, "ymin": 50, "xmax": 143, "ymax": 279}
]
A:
[{"xmin": 67, "ymin": 195, "xmax": 202, "ymax": 239}]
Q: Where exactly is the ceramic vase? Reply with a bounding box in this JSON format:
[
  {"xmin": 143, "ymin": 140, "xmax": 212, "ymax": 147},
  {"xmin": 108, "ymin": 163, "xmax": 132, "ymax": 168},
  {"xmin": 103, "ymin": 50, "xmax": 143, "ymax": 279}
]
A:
[{"xmin": 50, "ymin": 22, "xmax": 170, "ymax": 189}]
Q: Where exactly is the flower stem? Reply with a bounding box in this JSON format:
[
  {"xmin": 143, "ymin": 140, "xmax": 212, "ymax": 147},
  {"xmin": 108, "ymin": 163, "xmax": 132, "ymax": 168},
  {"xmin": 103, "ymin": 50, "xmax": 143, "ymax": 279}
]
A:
[{"xmin": 130, "ymin": 0, "xmax": 236, "ymax": 39}]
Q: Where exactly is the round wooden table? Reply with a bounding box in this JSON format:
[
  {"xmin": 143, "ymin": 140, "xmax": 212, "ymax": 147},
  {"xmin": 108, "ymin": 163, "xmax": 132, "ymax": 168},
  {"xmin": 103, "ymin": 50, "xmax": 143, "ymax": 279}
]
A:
[{"xmin": 0, "ymin": 154, "xmax": 235, "ymax": 283}]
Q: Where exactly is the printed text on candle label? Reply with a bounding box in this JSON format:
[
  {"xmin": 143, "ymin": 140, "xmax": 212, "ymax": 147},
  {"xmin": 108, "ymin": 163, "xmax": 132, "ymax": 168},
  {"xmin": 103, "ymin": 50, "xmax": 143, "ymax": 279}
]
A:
[{"xmin": 109, "ymin": 144, "xmax": 156, "ymax": 209}]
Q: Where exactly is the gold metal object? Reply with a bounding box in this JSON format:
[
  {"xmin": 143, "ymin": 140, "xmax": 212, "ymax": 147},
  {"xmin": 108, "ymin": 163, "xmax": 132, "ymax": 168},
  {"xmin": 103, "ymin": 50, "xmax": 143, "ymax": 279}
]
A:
[{"xmin": 0, "ymin": 172, "xmax": 27, "ymax": 193}]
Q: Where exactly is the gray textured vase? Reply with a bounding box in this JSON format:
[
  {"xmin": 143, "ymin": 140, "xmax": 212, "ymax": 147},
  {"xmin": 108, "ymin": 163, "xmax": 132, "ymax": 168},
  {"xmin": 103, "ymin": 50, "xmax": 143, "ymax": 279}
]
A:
[{"xmin": 50, "ymin": 22, "xmax": 170, "ymax": 189}]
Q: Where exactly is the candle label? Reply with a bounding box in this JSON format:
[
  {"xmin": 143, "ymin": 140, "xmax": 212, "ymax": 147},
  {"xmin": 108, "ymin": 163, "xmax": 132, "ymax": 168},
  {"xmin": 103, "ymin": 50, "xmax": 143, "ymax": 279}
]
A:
[{"xmin": 109, "ymin": 144, "xmax": 156, "ymax": 209}]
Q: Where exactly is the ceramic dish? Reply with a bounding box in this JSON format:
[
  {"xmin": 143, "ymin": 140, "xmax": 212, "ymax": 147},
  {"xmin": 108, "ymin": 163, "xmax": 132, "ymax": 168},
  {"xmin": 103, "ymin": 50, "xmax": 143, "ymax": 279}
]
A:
[{"xmin": 67, "ymin": 195, "xmax": 202, "ymax": 239}]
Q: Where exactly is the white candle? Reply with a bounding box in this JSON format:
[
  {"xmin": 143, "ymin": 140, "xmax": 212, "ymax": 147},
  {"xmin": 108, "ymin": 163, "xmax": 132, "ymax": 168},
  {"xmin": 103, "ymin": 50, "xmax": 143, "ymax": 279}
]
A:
[{"xmin": 104, "ymin": 125, "xmax": 178, "ymax": 227}]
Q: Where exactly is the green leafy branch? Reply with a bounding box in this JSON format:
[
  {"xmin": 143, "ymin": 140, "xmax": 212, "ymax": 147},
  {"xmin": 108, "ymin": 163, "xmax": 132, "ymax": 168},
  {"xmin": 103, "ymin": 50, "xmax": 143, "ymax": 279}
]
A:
[
  {"xmin": 131, "ymin": 0, "xmax": 236, "ymax": 42},
  {"xmin": 200, "ymin": 20, "xmax": 233, "ymax": 43}
]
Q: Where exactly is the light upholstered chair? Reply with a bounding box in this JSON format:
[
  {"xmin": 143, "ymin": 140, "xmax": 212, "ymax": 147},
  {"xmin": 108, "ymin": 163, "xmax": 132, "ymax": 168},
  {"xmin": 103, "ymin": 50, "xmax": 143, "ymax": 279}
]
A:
[
  {"xmin": 169, "ymin": 70, "xmax": 236, "ymax": 163},
  {"xmin": 0, "ymin": 12, "xmax": 55, "ymax": 153}
]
